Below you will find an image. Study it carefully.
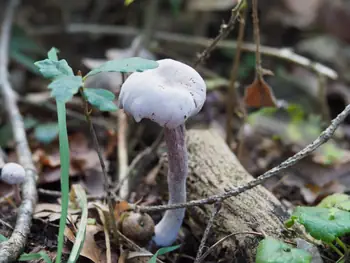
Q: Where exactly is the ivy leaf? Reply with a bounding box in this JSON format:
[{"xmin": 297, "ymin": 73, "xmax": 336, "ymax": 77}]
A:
[
  {"xmin": 256, "ymin": 237, "xmax": 312, "ymax": 263},
  {"xmin": 48, "ymin": 76, "xmax": 83, "ymax": 102},
  {"xmin": 85, "ymin": 57, "xmax": 158, "ymax": 78},
  {"xmin": 84, "ymin": 88, "xmax": 118, "ymax": 112},
  {"xmin": 317, "ymin": 193, "xmax": 350, "ymax": 212},
  {"xmin": 34, "ymin": 123, "xmax": 59, "ymax": 144},
  {"xmin": 34, "ymin": 59, "xmax": 74, "ymax": 79},
  {"xmin": 285, "ymin": 206, "xmax": 350, "ymax": 243},
  {"xmin": 148, "ymin": 245, "xmax": 181, "ymax": 263}
]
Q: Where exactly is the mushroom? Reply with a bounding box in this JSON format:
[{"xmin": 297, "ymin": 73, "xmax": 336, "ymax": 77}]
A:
[
  {"xmin": 118, "ymin": 59, "xmax": 206, "ymax": 246},
  {"xmin": 0, "ymin": 162, "xmax": 26, "ymax": 204}
]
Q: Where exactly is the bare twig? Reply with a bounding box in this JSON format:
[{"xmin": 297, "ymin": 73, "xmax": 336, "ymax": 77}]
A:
[
  {"xmin": 318, "ymin": 74, "xmax": 331, "ymax": 124},
  {"xmin": 0, "ymin": 0, "xmax": 38, "ymax": 262},
  {"xmin": 134, "ymin": 103, "xmax": 350, "ymax": 213},
  {"xmin": 194, "ymin": 202, "xmax": 222, "ymax": 263},
  {"xmin": 29, "ymin": 24, "xmax": 338, "ymax": 79},
  {"xmin": 252, "ymin": 0, "xmax": 263, "ymax": 78},
  {"xmin": 117, "ymin": 109, "xmax": 129, "ymax": 199},
  {"xmin": 226, "ymin": 7, "xmax": 247, "ymax": 147},
  {"xmin": 198, "ymin": 231, "xmax": 263, "ymax": 262},
  {"xmin": 142, "ymin": 0, "xmax": 159, "ymax": 49},
  {"xmin": 78, "ymin": 89, "xmax": 119, "ymax": 241},
  {"xmin": 193, "ymin": 0, "xmax": 244, "ymax": 68}
]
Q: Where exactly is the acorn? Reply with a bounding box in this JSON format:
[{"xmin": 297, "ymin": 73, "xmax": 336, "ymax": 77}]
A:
[{"xmin": 120, "ymin": 212, "xmax": 155, "ymax": 246}]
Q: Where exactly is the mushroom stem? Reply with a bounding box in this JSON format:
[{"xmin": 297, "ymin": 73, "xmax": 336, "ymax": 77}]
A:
[{"xmin": 153, "ymin": 124, "xmax": 188, "ymax": 246}]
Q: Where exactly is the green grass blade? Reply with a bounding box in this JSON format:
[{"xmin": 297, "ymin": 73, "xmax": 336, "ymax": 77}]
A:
[
  {"xmin": 68, "ymin": 184, "xmax": 88, "ymax": 263},
  {"xmin": 55, "ymin": 101, "xmax": 70, "ymax": 263},
  {"xmin": 148, "ymin": 245, "xmax": 181, "ymax": 263},
  {"xmin": 19, "ymin": 251, "xmax": 53, "ymax": 263}
]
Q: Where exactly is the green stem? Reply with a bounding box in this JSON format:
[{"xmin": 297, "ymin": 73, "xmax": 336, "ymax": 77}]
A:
[
  {"xmin": 336, "ymin": 238, "xmax": 348, "ymax": 253},
  {"xmin": 55, "ymin": 101, "xmax": 70, "ymax": 263},
  {"xmin": 329, "ymin": 242, "xmax": 344, "ymax": 258}
]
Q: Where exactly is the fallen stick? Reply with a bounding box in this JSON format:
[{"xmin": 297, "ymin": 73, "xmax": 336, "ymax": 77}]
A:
[{"xmin": 0, "ymin": 0, "xmax": 38, "ymax": 262}]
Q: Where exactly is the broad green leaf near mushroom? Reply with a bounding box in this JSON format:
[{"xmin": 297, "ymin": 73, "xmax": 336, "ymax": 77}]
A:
[{"xmin": 285, "ymin": 206, "xmax": 350, "ymax": 243}]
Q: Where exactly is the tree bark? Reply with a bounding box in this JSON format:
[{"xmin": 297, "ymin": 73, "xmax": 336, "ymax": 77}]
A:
[{"xmin": 160, "ymin": 129, "xmax": 293, "ymax": 262}]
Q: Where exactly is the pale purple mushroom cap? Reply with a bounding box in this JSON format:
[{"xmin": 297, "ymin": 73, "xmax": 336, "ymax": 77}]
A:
[
  {"xmin": 1, "ymin": 162, "xmax": 26, "ymax": 185},
  {"xmin": 118, "ymin": 59, "xmax": 206, "ymax": 129}
]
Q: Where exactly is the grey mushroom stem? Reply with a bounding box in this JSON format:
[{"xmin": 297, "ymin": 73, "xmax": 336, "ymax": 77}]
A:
[{"xmin": 153, "ymin": 124, "xmax": 188, "ymax": 246}]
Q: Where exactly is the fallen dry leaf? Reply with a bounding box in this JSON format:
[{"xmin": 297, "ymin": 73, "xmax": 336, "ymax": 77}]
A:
[
  {"xmin": 34, "ymin": 203, "xmax": 81, "ymax": 222},
  {"xmin": 244, "ymin": 77, "xmax": 278, "ymax": 108},
  {"xmin": 65, "ymin": 224, "xmax": 104, "ymax": 263}
]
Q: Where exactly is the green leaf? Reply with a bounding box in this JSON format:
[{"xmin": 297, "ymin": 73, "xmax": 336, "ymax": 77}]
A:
[
  {"xmin": 34, "ymin": 59, "xmax": 73, "ymax": 79},
  {"xmin": 286, "ymin": 206, "xmax": 350, "ymax": 242},
  {"xmin": 48, "ymin": 47, "xmax": 59, "ymax": 61},
  {"xmin": 148, "ymin": 245, "xmax": 181, "ymax": 263},
  {"xmin": 83, "ymin": 88, "xmax": 118, "ymax": 112},
  {"xmin": 256, "ymin": 237, "xmax": 312, "ymax": 263},
  {"xmin": 19, "ymin": 251, "xmax": 52, "ymax": 263},
  {"xmin": 0, "ymin": 234, "xmax": 8, "ymax": 242},
  {"xmin": 34, "ymin": 122, "xmax": 59, "ymax": 144},
  {"xmin": 85, "ymin": 57, "xmax": 158, "ymax": 78},
  {"xmin": 48, "ymin": 76, "xmax": 83, "ymax": 102},
  {"xmin": 68, "ymin": 184, "xmax": 88, "ymax": 263},
  {"xmin": 318, "ymin": 193, "xmax": 350, "ymax": 212}
]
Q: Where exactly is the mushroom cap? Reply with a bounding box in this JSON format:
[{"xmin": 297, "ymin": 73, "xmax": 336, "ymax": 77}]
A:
[
  {"xmin": 1, "ymin": 162, "xmax": 26, "ymax": 184},
  {"xmin": 118, "ymin": 59, "xmax": 206, "ymax": 129}
]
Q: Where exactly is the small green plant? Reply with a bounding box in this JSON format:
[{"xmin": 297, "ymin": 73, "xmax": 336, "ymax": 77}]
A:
[
  {"xmin": 256, "ymin": 237, "xmax": 312, "ymax": 263},
  {"xmin": 34, "ymin": 47, "xmax": 158, "ymax": 262},
  {"xmin": 284, "ymin": 193, "xmax": 350, "ymax": 262},
  {"xmin": 256, "ymin": 193, "xmax": 350, "ymax": 262}
]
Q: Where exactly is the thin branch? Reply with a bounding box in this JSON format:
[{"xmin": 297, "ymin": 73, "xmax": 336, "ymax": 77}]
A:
[
  {"xmin": 226, "ymin": 7, "xmax": 247, "ymax": 146},
  {"xmin": 78, "ymin": 89, "xmax": 119, "ymax": 242},
  {"xmin": 28, "ymin": 24, "xmax": 338, "ymax": 79},
  {"xmin": 134, "ymin": 103, "xmax": 350, "ymax": 213},
  {"xmin": 252, "ymin": 0, "xmax": 263, "ymax": 78},
  {"xmin": 194, "ymin": 202, "xmax": 222, "ymax": 263},
  {"xmin": 0, "ymin": 0, "xmax": 38, "ymax": 262},
  {"xmin": 193, "ymin": 1, "xmax": 244, "ymax": 68}
]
